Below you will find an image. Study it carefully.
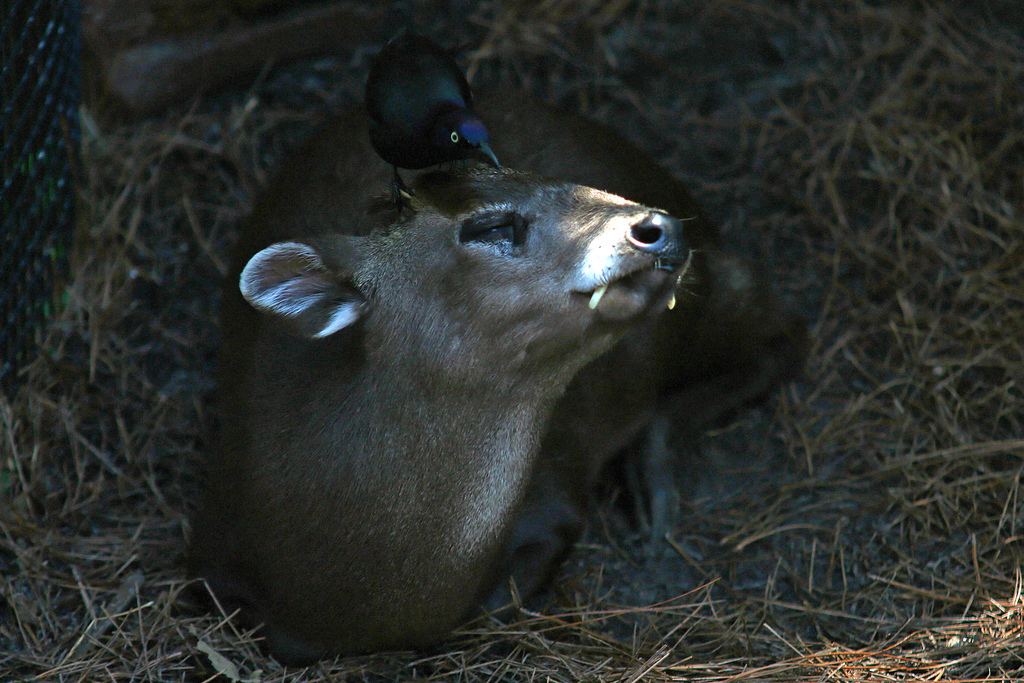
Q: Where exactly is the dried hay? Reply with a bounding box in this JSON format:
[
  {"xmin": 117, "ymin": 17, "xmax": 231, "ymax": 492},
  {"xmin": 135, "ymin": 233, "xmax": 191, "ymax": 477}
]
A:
[{"xmin": 3, "ymin": 1, "xmax": 1023, "ymax": 680}]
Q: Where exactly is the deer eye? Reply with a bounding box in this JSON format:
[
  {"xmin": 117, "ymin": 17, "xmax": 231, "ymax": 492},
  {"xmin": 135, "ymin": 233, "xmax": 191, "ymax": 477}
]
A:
[{"xmin": 459, "ymin": 212, "xmax": 527, "ymax": 249}]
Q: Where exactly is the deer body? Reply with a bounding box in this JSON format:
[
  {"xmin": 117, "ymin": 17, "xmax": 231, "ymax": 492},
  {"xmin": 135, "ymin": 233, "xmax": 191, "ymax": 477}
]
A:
[{"xmin": 190, "ymin": 92, "xmax": 805, "ymax": 663}]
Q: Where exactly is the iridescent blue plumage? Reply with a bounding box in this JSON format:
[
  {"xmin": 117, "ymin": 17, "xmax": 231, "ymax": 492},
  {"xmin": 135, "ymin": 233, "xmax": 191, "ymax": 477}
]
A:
[
  {"xmin": 457, "ymin": 118, "xmax": 487, "ymax": 146},
  {"xmin": 365, "ymin": 32, "xmax": 499, "ymax": 202}
]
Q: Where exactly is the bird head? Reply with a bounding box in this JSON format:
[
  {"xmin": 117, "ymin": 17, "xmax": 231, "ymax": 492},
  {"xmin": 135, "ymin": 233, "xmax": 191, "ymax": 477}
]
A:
[{"xmin": 433, "ymin": 109, "xmax": 500, "ymax": 168}]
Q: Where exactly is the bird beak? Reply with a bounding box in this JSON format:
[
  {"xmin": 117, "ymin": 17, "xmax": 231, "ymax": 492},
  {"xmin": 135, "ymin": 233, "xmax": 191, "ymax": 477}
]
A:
[{"xmin": 477, "ymin": 141, "xmax": 500, "ymax": 168}]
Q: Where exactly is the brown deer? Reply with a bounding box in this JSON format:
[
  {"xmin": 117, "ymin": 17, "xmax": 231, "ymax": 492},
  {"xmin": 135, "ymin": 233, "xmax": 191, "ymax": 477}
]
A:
[{"xmin": 189, "ymin": 92, "xmax": 805, "ymax": 663}]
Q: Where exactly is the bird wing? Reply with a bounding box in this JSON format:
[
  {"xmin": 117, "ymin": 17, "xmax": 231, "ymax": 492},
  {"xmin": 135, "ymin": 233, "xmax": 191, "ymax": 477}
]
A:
[{"xmin": 366, "ymin": 33, "xmax": 472, "ymax": 135}]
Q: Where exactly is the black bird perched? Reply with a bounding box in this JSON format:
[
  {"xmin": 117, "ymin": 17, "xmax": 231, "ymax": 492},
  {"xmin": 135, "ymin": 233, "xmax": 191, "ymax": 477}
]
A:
[{"xmin": 365, "ymin": 32, "xmax": 499, "ymax": 203}]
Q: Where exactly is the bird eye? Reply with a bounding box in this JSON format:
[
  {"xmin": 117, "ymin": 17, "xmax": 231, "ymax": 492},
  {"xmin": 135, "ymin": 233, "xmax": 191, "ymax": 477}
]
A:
[
  {"xmin": 450, "ymin": 131, "xmax": 460, "ymax": 144},
  {"xmin": 459, "ymin": 212, "xmax": 527, "ymax": 250}
]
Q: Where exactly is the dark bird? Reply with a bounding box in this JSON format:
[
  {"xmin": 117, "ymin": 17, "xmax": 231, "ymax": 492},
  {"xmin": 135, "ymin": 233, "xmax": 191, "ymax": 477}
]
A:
[{"xmin": 365, "ymin": 32, "xmax": 499, "ymax": 203}]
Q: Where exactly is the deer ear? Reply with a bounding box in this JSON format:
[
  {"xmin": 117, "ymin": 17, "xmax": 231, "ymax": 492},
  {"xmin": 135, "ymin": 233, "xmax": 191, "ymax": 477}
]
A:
[{"xmin": 240, "ymin": 240, "xmax": 366, "ymax": 338}]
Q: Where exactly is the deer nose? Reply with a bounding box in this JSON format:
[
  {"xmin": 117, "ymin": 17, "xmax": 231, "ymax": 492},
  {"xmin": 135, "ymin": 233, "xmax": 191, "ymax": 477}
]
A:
[{"xmin": 626, "ymin": 212, "xmax": 685, "ymax": 259}]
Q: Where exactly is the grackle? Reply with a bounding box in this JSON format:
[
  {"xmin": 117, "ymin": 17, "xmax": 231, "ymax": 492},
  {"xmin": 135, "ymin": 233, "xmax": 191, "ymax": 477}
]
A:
[{"xmin": 365, "ymin": 32, "xmax": 499, "ymax": 205}]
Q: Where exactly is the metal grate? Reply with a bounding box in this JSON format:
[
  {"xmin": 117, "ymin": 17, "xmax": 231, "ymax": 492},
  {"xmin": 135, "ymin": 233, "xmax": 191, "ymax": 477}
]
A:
[{"xmin": 1, "ymin": 0, "xmax": 81, "ymax": 395}]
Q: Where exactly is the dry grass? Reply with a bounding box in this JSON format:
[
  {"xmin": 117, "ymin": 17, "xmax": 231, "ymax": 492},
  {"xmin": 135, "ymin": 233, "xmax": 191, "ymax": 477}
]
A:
[{"xmin": 3, "ymin": 1, "xmax": 1023, "ymax": 680}]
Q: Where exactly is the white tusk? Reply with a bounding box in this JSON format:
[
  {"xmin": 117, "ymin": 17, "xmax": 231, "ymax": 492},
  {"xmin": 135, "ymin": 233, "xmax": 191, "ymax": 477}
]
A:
[
  {"xmin": 588, "ymin": 285, "xmax": 608, "ymax": 310},
  {"xmin": 667, "ymin": 294, "xmax": 676, "ymax": 310}
]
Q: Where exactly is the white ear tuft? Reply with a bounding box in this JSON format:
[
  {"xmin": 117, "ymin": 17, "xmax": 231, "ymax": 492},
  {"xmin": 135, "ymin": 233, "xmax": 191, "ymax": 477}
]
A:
[
  {"xmin": 240, "ymin": 241, "xmax": 365, "ymax": 338},
  {"xmin": 313, "ymin": 302, "xmax": 362, "ymax": 338}
]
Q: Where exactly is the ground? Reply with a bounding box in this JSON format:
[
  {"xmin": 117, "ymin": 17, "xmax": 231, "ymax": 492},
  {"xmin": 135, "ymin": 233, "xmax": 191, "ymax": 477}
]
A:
[{"xmin": 2, "ymin": 2, "xmax": 1022, "ymax": 680}]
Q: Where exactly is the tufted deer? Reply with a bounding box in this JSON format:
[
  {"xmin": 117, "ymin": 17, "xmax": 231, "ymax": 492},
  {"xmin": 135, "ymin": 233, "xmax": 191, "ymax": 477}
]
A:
[{"xmin": 189, "ymin": 92, "xmax": 805, "ymax": 663}]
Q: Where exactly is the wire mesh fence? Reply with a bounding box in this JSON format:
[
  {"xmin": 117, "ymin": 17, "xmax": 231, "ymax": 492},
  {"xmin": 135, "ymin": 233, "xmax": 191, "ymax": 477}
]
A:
[{"xmin": 1, "ymin": 0, "xmax": 81, "ymax": 395}]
